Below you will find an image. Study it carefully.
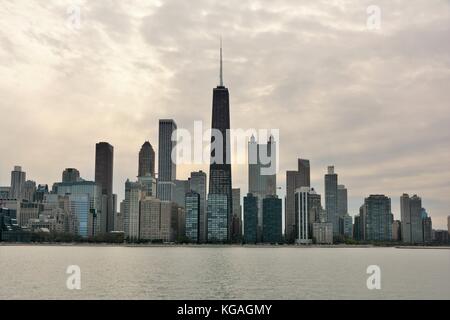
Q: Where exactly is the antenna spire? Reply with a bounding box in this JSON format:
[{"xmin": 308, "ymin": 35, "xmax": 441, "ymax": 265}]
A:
[{"xmin": 220, "ymin": 37, "xmax": 223, "ymax": 86}]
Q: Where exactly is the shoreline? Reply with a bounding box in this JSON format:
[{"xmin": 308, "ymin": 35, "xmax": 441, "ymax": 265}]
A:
[{"xmin": 1, "ymin": 243, "xmax": 449, "ymax": 249}]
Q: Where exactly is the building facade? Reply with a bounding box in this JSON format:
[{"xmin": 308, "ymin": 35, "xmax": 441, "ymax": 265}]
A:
[
  {"xmin": 285, "ymin": 159, "xmax": 310, "ymax": 243},
  {"xmin": 207, "ymin": 194, "xmax": 228, "ymax": 242},
  {"xmin": 190, "ymin": 171, "xmax": 207, "ymax": 243},
  {"xmin": 262, "ymin": 195, "xmax": 282, "ymax": 243},
  {"xmin": 325, "ymin": 166, "xmax": 339, "ymax": 237},
  {"xmin": 185, "ymin": 192, "xmax": 200, "ymax": 242},
  {"xmin": 364, "ymin": 195, "xmax": 393, "ymax": 241},
  {"xmin": 95, "ymin": 142, "xmax": 114, "ymax": 233},
  {"xmin": 244, "ymin": 193, "xmax": 258, "ymax": 244},
  {"xmin": 157, "ymin": 119, "xmax": 177, "ymax": 202},
  {"xmin": 139, "ymin": 141, "xmax": 156, "ymax": 177}
]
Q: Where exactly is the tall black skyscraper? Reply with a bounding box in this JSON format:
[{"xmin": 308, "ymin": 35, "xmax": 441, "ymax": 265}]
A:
[
  {"xmin": 139, "ymin": 141, "xmax": 156, "ymax": 177},
  {"xmin": 95, "ymin": 142, "xmax": 114, "ymax": 233},
  {"xmin": 209, "ymin": 41, "xmax": 233, "ymax": 240},
  {"xmin": 157, "ymin": 120, "xmax": 177, "ymax": 201}
]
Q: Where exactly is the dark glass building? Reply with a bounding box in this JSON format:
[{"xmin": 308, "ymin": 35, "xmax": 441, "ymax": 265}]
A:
[
  {"xmin": 62, "ymin": 168, "xmax": 80, "ymax": 183},
  {"xmin": 185, "ymin": 192, "xmax": 200, "ymax": 243},
  {"xmin": 209, "ymin": 43, "xmax": 232, "ymax": 241},
  {"xmin": 139, "ymin": 141, "xmax": 156, "ymax": 177},
  {"xmin": 244, "ymin": 193, "xmax": 258, "ymax": 244},
  {"xmin": 157, "ymin": 120, "xmax": 177, "ymax": 201},
  {"xmin": 262, "ymin": 196, "xmax": 282, "ymax": 243},
  {"xmin": 95, "ymin": 142, "xmax": 114, "ymax": 233}
]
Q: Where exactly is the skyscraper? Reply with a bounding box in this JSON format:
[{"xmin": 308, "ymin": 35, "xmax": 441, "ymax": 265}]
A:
[
  {"xmin": 207, "ymin": 194, "xmax": 228, "ymax": 243},
  {"xmin": 209, "ymin": 42, "xmax": 233, "ymax": 241},
  {"xmin": 22, "ymin": 180, "xmax": 36, "ymax": 202},
  {"xmin": 174, "ymin": 179, "xmax": 190, "ymax": 208},
  {"xmin": 62, "ymin": 168, "xmax": 81, "ymax": 183},
  {"xmin": 262, "ymin": 195, "xmax": 282, "ymax": 244},
  {"xmin": 95, "ymin": 142, "xmax": 114, "ymax": 233},
  {"xmin": 337, "ymin": 185, "xmax": 348, "ymax": 217},
  {"xmin": 325, "ymin": 166, "xmax": 338, "ymax": 237},
  {"xmin": 244, "ymin": 193, "xmax": 258, "ymax": 244},
  {"xmin": 157, "ymin": 119, "xmax": 177, "ymax": 202},
  {"xmin": 248, "ymin": 136, "xmax": 277, "ymax": 241},
  {"xmin": 190, "ymin": 171, "xmax": 207, "ymax": 243},
  {"xmin": 363, "ymin": 195, "xmax": 393, "ymax": 241},
  {"xmin": 422, "ymin": 214, "xmax": 432, "ymax": 244},
  {"xmin": 400, "ymin": 194, "xmax": 424, "ymax": 244},
  {"xmin": 139, "ymin": 141, "xmax": 156, "ymax": 177},
  {"xmin": 185, "ymin": 191, "xmax": 200, "ymax": 243},
  {"xmin": 231, "ymin": 188, "xmax": 242, "ymax": 242},
  {"xmin": 295, "ymin": 187, "xmax": 313, "ymax": 244},
  {"xmin": 285, "ymin": 159, "xmax": 310, "ymax": 243},
  {"xmin": 9, "ymin": 166, "xmax": 26, "ymax": 200},
  {"xmin": 123, "ymin": 180, "xmax": 143, "ymax": 241}
]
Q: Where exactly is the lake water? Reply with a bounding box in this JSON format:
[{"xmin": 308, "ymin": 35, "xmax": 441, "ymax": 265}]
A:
[{"xmin": 0, "ymin": 246, "xmax": 449, "ymax": 300}]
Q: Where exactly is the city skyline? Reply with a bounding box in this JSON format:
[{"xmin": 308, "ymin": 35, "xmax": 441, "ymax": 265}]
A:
[{"xmin": 0, "ymin": 1, "xmax": 449, "ymax": 229}]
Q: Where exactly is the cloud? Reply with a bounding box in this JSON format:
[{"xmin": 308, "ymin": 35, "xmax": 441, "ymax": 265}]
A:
[{"xmin": 0, "ymin": 0, "xmax": 449, "ymax": 228}]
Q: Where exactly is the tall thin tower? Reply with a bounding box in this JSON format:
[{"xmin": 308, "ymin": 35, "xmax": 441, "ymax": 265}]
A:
[{"xmin": 209, "ymin": 40, "xmax": 233, "ymax": 241}]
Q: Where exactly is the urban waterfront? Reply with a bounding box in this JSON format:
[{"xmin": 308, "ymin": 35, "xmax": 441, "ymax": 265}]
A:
[{"xmin": 0, "ymin": 246, "xmax": 449, "ymax": 300}]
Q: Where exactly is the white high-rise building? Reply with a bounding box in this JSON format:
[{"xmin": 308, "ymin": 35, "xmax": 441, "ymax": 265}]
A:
[
  {"xmin": 295, "ymin": 187, "xmax": 312, "ymax": 244},
  {"xmin": 123, "ymin": 180, "xmax": 143, "ymax": 241}
]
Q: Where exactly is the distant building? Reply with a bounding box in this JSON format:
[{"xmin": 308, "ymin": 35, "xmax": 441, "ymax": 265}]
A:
[
  {"xmin": 207, "ymin": 194, "xmax": 228, "ymax": 242},
  {"xmin": 34, "ymin": 185, "xmax": 49, "ymax": 203},
  {"xmin": 244, "ymin": 193, "xmax": 258, "ymax": 244},
  {"xmin": 53, "ymin": 180, "xmax": 103, "ymax": 237},
  {"xmin": 432, "ymin": 230, "xmax": 449, "ymax": 244},
  {"xmin": 337, "ymin": 185, "xmax": 348, "ymax": 217},
  {"xmin": 248, "ymin": 136, "xmax": 277, "ymax": 240},
  {"xmin": 62, "ymin": 168, "xmax": 81, "ymax": 183},
  {"xmin": 95, "ymin": 142, "xmax": 114, "ymax": 233},
  {"xmin": 295, "ymin": 187, "xmax": 313, "ymax": 244},
  {"xmin": 421, "ymin": 209, "xmax": 432, "ymax": 244},
  {"xmin": 392, "ymin": 220, "xmax": 401, "ymax": 241},
  {"xmin": 262, "ymin": 195, "xmax": 282, "ymax": 244},
  {"xmin": 190, "ymin": 171, "xmax": 207, "ymax": 243},
  {"xmin": 157, "ymin": 119, "xmax": 177, "ymax": 202},
  {"xmin": 9, "ymin": 166, "xmax": 26, "ymax": 200},
  {"xmin": 363, "ymin": 195, "xmax": 393, "ymax": 241},
  {"xmin": 448, "ymin": 215, "xmax": 450, "ymax": 237},
  {"xmin": 185, "ymin": 192, "xmax": 200, "ymax": 242},
  {"xmin": 231, "ymin": 188, "xmax": 242, "ymax": 242},
  {"xmin": 340, "ymin": 214, "xmax": 353, "ymax": 239},
  {"xmin": 0, "ymin": 187, "xmax": 10, "ymax": 199},
  {"xmin": 174, "ymin": 180, "xmax": 190, "ymax": 208},
  {"xmin": 22, "ymin": 181, "xmax": 36, "ymax": 202},
  {"xmin": 285, "ymin": 159, "xmax": 310, "ymax": 243},
  {"xmin": 400, "ymin": 194, "xmax": 424, "ymax": 244},
  {"xmin": 325, "ymin": 166, "xmax": 339, "ymax": 237},
  {"xmin": 312, "ymin": 222, "xmax": 333, "ymax": 244},
  {"xmin": 138, "ymin": 175, "xmax": 157, "ymax": 198},
  {"xmin": 138, "ymin": 141, "xmax": 156, "ymax": 177},
  {"xmin": 18, "ymin": 202, "xmax": 43, "ymax": 227},
  {"xmin": 123, "ymin": 180, "xmax": 143, "ymax": 241},
  {"xmin": 139, "ymin": 198, "xmax": 181, "ymax": 242}
]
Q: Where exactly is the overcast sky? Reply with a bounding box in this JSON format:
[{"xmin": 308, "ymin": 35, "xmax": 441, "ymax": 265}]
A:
[{"xmin": 0, "ymin": 0, "xmax": 449, "ymax": 228}]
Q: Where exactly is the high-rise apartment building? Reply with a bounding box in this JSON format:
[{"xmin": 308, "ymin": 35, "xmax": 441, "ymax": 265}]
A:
[
  {"xmin": 190, "ymin": 171, "xmax": 207, "ymax": 243},
  {"xmin": 285, "ymin": 159, "xmax": 310, "ymax": 242},
  {"xmin": 95, "ymin": 142, "xmax": 114, "ymax": 233},
  {"xmin": 9, "ymin": 166, "xmax": 26, "ymax": 200},
  {"xmin": 262, "ymin": 195, "xmax": 282, "ymax": 243},
  {"xmin": 325, "ymin": 166, "xmax": 338, "ymax": 237},
  {"xmin": 185, "ymin": 192, "xmax": 200, "ymax": 243},
  {"xmin": 157, "ymin": 120, "xmax": 177, "ymax": 202},
  {"xmin": 400, "ymin": 194, "xmax": 424, "ymax": 244},
  {"xmin": 244, "ymin": 193, "xmax": 258, "ymax": 244},
  {"xmin": 363, "ymin": 195, "xmax": 393, "ymax": 241}
]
